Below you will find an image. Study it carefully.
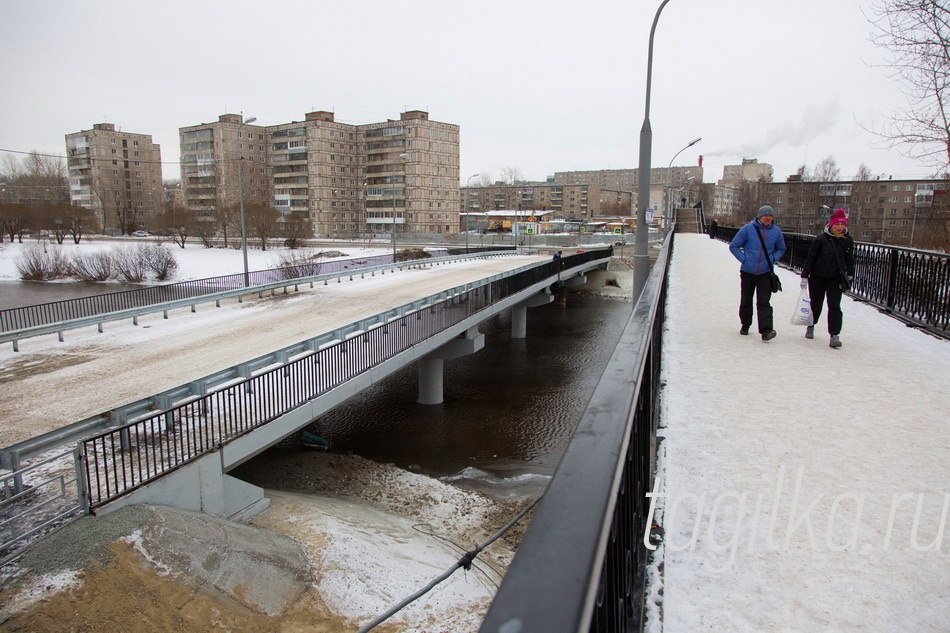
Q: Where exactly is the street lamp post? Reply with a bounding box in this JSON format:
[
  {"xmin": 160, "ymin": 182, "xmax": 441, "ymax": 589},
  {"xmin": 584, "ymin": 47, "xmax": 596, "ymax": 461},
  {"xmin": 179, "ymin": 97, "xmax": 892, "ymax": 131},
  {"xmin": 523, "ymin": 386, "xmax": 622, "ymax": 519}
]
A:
[
  {"xmin": 666, "ymin": 137, "xmax": 701, "ymax": 230},
  {"xmin": 238, "ymin": 115, "xmax": 256, "ymax": 287},
  {"xmin": 465, "ymin": 173, "xmax": 479, "ymax": 253},
  {"xmin": 392, "ymin": 152, "xmax": 409, "ymax": 264},
  {"xmin": 635, "ymin": 0, "xmax": 672, "ymax": 299}
]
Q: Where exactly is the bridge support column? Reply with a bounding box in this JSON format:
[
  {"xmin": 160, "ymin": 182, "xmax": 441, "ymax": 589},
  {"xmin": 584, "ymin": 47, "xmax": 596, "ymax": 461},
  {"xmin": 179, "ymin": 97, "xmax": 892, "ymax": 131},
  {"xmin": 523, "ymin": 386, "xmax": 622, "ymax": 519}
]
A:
[
  {"xmin": 512, "ymin": 289, "xmax": 555, "ymax": 339},
  {"xmin": 418, "ymin": 358, "xmax": 444, "ymax": 405},
  {"xmin": 512, "ymin": 305, "xmax": 528, "ymax": 339},
  {"xmin": 417, "ymin": 326, "xmax": 484, "ymax": 404}
]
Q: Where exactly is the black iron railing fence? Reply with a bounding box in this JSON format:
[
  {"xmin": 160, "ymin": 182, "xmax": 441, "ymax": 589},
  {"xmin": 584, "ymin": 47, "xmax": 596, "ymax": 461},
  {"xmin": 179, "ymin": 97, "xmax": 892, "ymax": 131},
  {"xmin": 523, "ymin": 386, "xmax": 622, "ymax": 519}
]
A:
[
  {"xmin": 479, "ymin": 233, "xmax": 673, "ymax": 632},
  {"xmin": 79, "ymin": 249, "xmax": 610, "ymax": 510},
  {"xmin": 714, "ymin": 227, "xmax": 949, "ymax": 337},
  {"xmin": 0, "ymin": 254, "xmax": 393, "ymax": 332}
]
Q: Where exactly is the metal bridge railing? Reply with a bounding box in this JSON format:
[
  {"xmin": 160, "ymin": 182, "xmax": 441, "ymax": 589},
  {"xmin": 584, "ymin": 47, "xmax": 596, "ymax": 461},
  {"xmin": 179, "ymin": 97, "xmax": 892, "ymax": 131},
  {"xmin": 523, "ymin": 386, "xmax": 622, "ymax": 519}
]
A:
[
  {"xmin": 77, "ymin": 248, "xmax": 611, "ymax": 510},
  {"xmin": 480, "ymin": 233, "xmax": 674, "ymax": 633},
  {"xmin": 714, "ymin": 228, "xmax": 949, "ymax": 338}
]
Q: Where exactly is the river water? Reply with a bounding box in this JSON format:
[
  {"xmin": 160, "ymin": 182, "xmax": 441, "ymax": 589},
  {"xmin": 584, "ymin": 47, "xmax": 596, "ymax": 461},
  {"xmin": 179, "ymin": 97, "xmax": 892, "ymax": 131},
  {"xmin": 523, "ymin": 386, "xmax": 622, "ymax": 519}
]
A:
[{"xmin": 296, "ymin": 292, "xmax": 633, "ymax": 500}]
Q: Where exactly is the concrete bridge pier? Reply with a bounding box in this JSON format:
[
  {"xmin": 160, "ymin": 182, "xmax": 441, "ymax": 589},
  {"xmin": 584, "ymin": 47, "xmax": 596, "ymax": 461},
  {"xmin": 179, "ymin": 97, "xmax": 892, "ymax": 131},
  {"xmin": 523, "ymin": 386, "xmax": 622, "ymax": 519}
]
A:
[
  {"xmin": 417, "ymin": 326, "xmax": 485, "ymax": 404},
  {"xmin": 511, "ymin": 289, "xmax": 556, "ymax": 339}
]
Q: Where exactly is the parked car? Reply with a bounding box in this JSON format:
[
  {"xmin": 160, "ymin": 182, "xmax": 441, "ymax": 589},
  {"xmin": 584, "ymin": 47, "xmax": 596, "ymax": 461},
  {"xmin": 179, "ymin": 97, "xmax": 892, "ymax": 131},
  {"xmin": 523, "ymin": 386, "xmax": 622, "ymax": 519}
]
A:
[{"xmin": 133, "ymin": 230, "xmax": 150, "ymax": 237}]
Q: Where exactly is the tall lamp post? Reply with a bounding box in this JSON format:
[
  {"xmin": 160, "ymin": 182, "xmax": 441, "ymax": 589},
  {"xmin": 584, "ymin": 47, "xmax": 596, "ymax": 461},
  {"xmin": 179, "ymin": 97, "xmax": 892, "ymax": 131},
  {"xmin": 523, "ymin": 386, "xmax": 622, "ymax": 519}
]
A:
[
  {"xmin": 635, "ymin": 0, "xmax": 672, "ymax": 299},
  {"xmin": 464, "ymin": 173, "xmax": 479, "ymax": 252},
  {"xmin": 238, "ymin": 115, "xmax": 256, "ymax": 287},
  {"xmin": 391, "ymin": 152, "xmax": 409, "ymax": 264},
  {"xmin": 666, "ymin": 137, "xmax": 701, "ymax": 230}
]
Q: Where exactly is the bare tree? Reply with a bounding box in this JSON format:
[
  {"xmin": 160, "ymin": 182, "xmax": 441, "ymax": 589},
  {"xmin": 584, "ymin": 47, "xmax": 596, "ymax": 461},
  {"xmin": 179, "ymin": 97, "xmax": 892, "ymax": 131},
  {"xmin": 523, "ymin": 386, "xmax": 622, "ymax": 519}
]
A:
[
  {"xmin": 0, "ymin": 203, "xmax": 31, "ymax": 242},
  {"xmin": 866, "ymin": 1, "xmax": 950, "ymax": 173},
  {"xmin": 813, "ymin": 156, "xmax": 841, "ymax": 181},
  {"xmin": 88, "ymin": 182, "xmax": 121, "ymax": 235},
  {"xmin": 23, "ymin": 152, "xmax": 66, "ymax": 183},
  {"xmin": 247, "ymin": 203, "xmax": 280, "ymax": 251},
  {"xmin": 38, "ymin": 202, "xmax": 74, "ymax": 244},
  {"xmin": 158, "ymin": 204, "xmax": 199, "ymax": 248},
  {"xmin": 499, "ymin": 166, "xmax": 525, "ymax": 185},
  {"xmin": 1, "ymin": 153, "xmax": 22, "ymax": 182},
  {"xmin": 217, "ymin": 204, "xmax": 237, "ymax": 247},
  {"xmin": 67, "ymin": 205, "xmax": 96, "ymax": 244},
  {"xmin": 279, "ymin": 214, "xmax": 313, "ymax": 249},
  {"xmin": 854, "ymin": 164, "xmax": 875, "ymax": 180}
]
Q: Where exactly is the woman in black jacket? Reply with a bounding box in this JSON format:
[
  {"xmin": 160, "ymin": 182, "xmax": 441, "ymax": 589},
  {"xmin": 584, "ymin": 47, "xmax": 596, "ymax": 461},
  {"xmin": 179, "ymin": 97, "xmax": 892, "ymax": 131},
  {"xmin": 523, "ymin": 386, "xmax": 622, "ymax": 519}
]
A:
[{"xmin": 801, "ymin": 209, "xmax": 855, "ymax": 348}]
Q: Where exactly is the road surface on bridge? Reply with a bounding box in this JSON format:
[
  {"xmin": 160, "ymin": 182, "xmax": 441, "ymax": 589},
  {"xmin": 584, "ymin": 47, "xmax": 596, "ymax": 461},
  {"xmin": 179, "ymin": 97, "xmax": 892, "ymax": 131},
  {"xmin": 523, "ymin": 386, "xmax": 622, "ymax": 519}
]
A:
[{"xmin": 0, "ymin": 254, "xmax": 548, "ymax": 447}]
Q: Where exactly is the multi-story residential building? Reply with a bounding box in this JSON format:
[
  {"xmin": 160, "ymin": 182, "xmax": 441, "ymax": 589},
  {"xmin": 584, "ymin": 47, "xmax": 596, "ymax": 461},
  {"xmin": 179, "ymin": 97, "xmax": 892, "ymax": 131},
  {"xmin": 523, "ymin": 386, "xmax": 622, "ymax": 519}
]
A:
[
  {"xmin": 296, "ymin": 111, "xmax": 362, "ymax": 237},
  {"xmin": 760, "ymin": 177, "xmax": 948, "ymax": 247},
  {"xmin": 361, "ymin": 110, "xmax": 460, "ymax": 236},
  {"xmin": 553, "ymin": 166, "xmax": 704, "ymax": 221},
  {"xmin": 179, "ymin": 114, "xmax": 269, "ymax": 227},
  {"xmin": 460, "ymin": 182, "xmax": 638, "ymax": 223},
  {"xmin": 461, "ymin": 182, "xmax": 600, "ymax": 221},
  {"xmin": 697, "ymin": 159, "xmax": 775, "ymax": 219},
  {"xmin": 721, "ymin": 158, "xmax": 773, "ymax": 184},
  {"xmin": 65, "ymin": 123, "xmax": 164, "ymax": 234},
  {"xmin": 554, "ymin": 168, "xmax": 639, "ymax": 191},
  {"xmin": 179, "ymin": 110, "xmax": 459, "ymax": 238}
]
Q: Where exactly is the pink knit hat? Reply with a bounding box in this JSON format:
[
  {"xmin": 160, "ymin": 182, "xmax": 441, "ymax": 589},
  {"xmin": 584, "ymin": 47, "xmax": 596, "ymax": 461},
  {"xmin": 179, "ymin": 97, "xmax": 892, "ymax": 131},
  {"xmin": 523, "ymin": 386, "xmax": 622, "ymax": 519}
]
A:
[{"xmin": 828, "ymin": 208, "xmax": 848, "ymax": 227}]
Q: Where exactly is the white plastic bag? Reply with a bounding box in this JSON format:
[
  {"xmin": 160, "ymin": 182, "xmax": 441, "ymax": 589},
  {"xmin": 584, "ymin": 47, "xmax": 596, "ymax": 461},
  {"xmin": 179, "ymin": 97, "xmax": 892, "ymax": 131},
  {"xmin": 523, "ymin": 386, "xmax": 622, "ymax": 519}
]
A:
[{"xmin": 791, "ymin": 288, "xmax": 813, "ymax": 326}]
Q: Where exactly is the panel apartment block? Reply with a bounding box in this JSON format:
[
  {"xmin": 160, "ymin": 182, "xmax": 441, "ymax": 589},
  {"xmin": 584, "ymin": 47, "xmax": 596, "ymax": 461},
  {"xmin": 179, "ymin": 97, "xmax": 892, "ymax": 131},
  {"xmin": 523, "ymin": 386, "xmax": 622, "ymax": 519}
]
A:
[
  {"xmin": 361, "ymin": 110, "xmax": 460, "ymax": 236},
  {"xmin": 65, "ymin": 123, "xmax": 163, "ymax": 234},
  {"xmin": 461, "ymin": 183, "xmax": 605, "ymax": 221},
  {"xmin": 762, "ymin": 177, "xmax": 947, "ymax": 247},
  {"xmin": 179, "ymin": 114, "xmax": 269, "ymax": 224},
  {"xmin": 179, "ymin": 110, "xmax": 459, "ymax": 238}
]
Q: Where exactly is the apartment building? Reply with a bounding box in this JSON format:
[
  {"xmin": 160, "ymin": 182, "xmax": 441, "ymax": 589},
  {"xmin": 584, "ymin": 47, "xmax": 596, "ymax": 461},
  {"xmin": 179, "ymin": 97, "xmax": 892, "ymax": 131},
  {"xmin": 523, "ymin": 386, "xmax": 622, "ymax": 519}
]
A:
[
  {"xmin": 361, "ymin": 110, "xmax": 460, "ymax": 236},
  {"xmin": 65, "ymin": 123, "xmax": 163, "ymax": 234},
  {"xmin": 461, "ymin": 182, "xmax": 633, "ymax": 221},
  {"xmin": 553, "ymin": 166, "xmax": 704, "ymax": 218},
  {"xmin": 294, "ymin": 111, "xmax": 362, "ymax": 237},
  {"xmin": 697, "ymin": 159, "xmax": 775, "ymax": 219},
  {"xmin": 760, "ymin": 177, "xmax": 947, "ymax": 247},
  {"xmin": 179, "ymin": 114, "xmax": 269, "ymax": 225},
  {"xmin": 178, "ymin": 110, "xmax": 459, "ymax": 238},
  {"xmin": 721, "ymin": 158, "xmax": 773, "ymax": 184}
]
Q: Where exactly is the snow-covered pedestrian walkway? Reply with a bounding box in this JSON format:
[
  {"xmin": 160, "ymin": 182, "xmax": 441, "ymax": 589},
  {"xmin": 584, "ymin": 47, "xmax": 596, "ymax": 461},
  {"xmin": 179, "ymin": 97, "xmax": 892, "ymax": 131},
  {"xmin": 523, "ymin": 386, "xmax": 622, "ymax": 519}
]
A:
[{"xmin": 650, "ymin": 233, "xmax": 949, "ymax": 632}]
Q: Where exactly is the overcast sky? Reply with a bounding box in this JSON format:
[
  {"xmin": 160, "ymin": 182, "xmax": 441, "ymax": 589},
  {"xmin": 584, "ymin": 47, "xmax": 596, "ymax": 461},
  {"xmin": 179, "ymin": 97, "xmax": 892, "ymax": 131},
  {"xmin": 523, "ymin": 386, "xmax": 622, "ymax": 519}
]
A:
[{"xmin": 0, "ymin": 0, "xmax": 934, "ymax": 186}]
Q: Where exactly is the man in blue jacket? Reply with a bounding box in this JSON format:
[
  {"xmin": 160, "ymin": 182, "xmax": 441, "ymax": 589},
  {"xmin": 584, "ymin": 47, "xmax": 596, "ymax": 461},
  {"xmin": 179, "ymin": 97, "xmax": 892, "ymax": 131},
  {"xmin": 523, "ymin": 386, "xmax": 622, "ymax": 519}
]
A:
[{"xmin": 728, "ymin": 205, "xmax": 786, "ymax": 341}]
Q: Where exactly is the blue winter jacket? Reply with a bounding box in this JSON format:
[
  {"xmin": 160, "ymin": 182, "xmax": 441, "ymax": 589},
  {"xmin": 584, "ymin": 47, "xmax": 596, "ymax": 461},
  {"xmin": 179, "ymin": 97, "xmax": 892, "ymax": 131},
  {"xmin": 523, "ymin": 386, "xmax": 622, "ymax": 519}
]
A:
[{"xmin": 729, "ymin": 220, "xmax": 786, "ymax": 275}]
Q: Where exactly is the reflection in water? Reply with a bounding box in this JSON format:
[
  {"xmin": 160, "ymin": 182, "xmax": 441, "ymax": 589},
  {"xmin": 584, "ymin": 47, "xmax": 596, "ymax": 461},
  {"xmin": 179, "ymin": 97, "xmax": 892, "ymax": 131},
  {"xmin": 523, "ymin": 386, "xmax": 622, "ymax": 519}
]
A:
[{"xmin": 308, "ymin": 294, "xmax": 632, "ymax": 498}]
